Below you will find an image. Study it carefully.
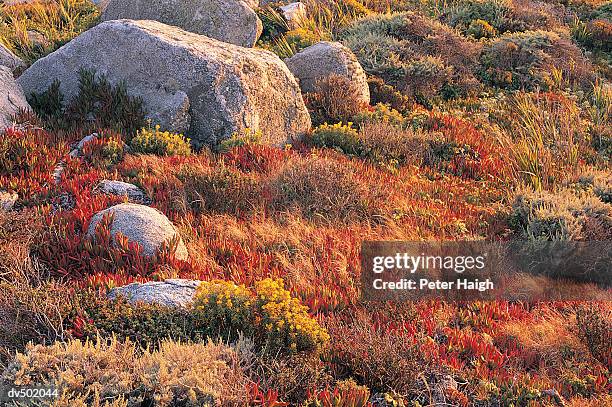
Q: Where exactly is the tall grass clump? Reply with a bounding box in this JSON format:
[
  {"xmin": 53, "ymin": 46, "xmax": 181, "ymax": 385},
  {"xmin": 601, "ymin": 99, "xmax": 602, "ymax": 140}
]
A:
[{"xmin": 0, "ymin": 0, "xmax": 99, "ymax": 64}]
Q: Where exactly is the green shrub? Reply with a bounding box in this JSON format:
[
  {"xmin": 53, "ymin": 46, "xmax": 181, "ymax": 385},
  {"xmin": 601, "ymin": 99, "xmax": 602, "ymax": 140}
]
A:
[
  {"xmin": 575, "ymin": 170, "xmax": 612, "ymax": 204},
  {"xmin": 480, "ymin": 30, "xmax": 594, "ymax": 90},
  {"xmin": 27, "ymin": 79, "xmax": 63, "ymax": 120},
  {"xmin": 353, "ymin": 103, "xmax": 408, "ymax": 129},
  {"xmin": 510, "ymin": 188, "xmax": 612, "ymax": 241},
  {"xmin": 130, "ymin": 125, "xmax": 191, "ymax": 156},
  {"xmin": 367, "ymin": 77, "xmax": 413, "ymax": 113},
  {"xmin": 192, "ymin": 280, "xmax": 255, "ymax": 341},
  {"xmin": 75, "ymin": 292, "xmax": 204, "ymax": 346},
  {"xmin": 467, "ymin": 19, "xmax": 498, "ymax": 39},
  {"xmin": 28, "ymin": 69, "xmax": 147, "ymax": 134},
  {"xmin": 217, "ymin": 128, "xmax": 263, "ymax": 153},
  {"xmin": 445, "ymin": 0, "xmax": 511, "ymax": 34},
  {"xmin": 310, "ymin": 122, "xmax": 361, "ymax": 155},
  {"xmin": 342, "ymin": 12, "xmax": 481, "ymax": 100}
]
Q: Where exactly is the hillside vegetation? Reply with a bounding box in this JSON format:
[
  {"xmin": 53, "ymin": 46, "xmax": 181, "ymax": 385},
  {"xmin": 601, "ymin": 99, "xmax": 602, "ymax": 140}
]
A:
[{"xmin": 0, "ymin": 0, "xmax": 610, "ymax": 406}]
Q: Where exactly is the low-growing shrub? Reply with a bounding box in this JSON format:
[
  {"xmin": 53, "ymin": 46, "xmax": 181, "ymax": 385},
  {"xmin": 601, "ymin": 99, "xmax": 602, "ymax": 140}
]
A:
[
  {"xmin": 575, "ymin": 170, "xmax": 612, "ymax": 204},
  {"xmin": 304, "ymin": 379, "xmax": 371, "ymax": 407},
  {"xmin": 80, "ymin": 131, "xmax": 125, "ymax": 167},
  {"xmin": 480, "ymin": 30, "xmax": 594, "ymax": 90},
  {"xmin": 192, "ymin": 278, "xmax": 330, "ymax": 354},
  {"xmin": 310, "ymin": 123, "xmax": 361, "ymax": 155},
  {"xmin": 192, "ymin": 280, "xmax": 254, "ymax": 341},
  {"xmin": 305, "ymin": 74, "xmax": 368, "ymax": 126},
  {"xmin": 467, "ymin": 18, "xmax": 498, "ymax": 39},
  {"xmin": 342, "ymin": 12, "xmax": 482, "ymax": 98},
  {"xmin": 271, "ymin": 156, "xmax": 386, "ymax": 223},
  {"xmin": 255, "ymin": 277, "xmax": 330, "ymax": 354},
  {"xmin": 367, "ymin": 77, "xmax": 413, "ymax": 113},
  {"xmin": 576, "ymin": 306, "xmax": 611, "ymax": 368},
  {"xmin": 74, "ymin": 292, "xmax": 203, "ymax": 346},
  {"xmin": 28, "ymin": 69, "xmax": 147, "ymax": 134},
  {"xmin": 178, "ymin": 163, "xmax": 263, "ymax": 216},
  {"xmin": 325, "ymin": 311, "xmax": 429, "ymax": 396},
  {"xmin": 510, "ymin": 187, "xmax": 612, "ymax": 241},
  {"xmin": 1, "ymin": 337, "xmax": 249, "ymax": 405},
  {"xmin": 353, "ymin": 103, "xmax": 408, "ymax": 129},
  {"xmin": 130, "ymin": 125, "xmax": 191, "ymax": 156},
  {"xmin": 218, "ymin": 128, "xmax": 263, "ymax": 153}
]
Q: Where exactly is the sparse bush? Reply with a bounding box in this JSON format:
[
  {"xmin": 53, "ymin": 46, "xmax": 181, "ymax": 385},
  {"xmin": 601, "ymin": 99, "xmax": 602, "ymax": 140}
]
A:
[
  {"xmin": 130, "ymin": 125, "xmax": 191, "ymax": 156},
  {"xmin": 367, "ymin": 77, "xmax": 413, "ymax": 113},
  {"xmin": 178, "ymin": 163, "xmax": 263, "ymax": 215},
  {"xmin": 510, "ymin": 187, "xmax": 612, "ymax": 241},
  {"xmin": 305, "ymin": 74, "xmax": 368, "ymax": 126},
  {"xmin": 271, "ymin": 156, "xmax": 386, "ymax": 223},
  {"xmin": 1, "ymin": 337, "xmax": 249, "ymax": 405},
  {"xmin": 481, "ymin": 30, "xmax": 594, "ymax": 90},
  {"xmin": 325, "ymin": 311, "xmax": 429, "ymax": 395},
  {"xmin": 576, "ymin": 306, "xmax": 611, "ymax": 368}
]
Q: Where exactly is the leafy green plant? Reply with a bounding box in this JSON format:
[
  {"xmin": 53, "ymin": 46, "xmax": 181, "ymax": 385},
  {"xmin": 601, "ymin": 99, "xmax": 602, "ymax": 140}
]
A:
[
  {"xmin": 28, "ymin": 69, "xmax": 147, "ymax": 134},
  {"xmin": 310, "ymin": 122, "xmax": 361, "ymax": 155}
]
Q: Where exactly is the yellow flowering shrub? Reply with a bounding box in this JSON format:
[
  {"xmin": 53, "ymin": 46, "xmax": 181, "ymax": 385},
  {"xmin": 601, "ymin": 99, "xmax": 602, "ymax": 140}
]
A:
[
  {"xmin": 192, "ymin": 280, "xmax": 254, "ymax": 339},
  {"xmin": 192, "ymin": 278, "xmax": 329, "ymax": 354},
  {"xmin": 255, "ymin": 278, "xmax": 330, "ymax": 353},
  {"xmin": 217, "ymin": 128, "xmax": 263, "ymax": 152},
  {"xmin": 130, "ymin": 125, "xmax": 191, "ymax": 156}
]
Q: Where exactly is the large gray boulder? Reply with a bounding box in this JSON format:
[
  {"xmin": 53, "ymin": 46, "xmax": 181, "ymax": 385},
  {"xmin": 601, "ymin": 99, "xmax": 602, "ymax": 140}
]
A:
[
  {"xmin": 18, "ymin": 20, "xmax": 311, "ymax": 147},
  {"xmin": 285, "ymin": 41, "xmax": 370, "ymax": 104},
  {"xmin": 0, "ymin": 66, "xmax": 30, "ymax": 130},
  {"xmin": 0, "ymin": 43, "xmax": 25, "ymax": 73},
  {"xmin": 87, "ymin": 203, "xmax": 188, "ymax": 260},
  {"xmin": 101, "ymin": 0, "xmax": 263, "ymax": 48},
  {"xmin": 108, "ymin": 279, "xmax": 201, "ymax": 307}
]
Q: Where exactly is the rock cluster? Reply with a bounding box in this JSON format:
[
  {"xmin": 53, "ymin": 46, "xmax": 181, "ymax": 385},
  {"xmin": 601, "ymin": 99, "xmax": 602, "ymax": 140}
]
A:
[{"xmin": 17, "ymin": 19, "xmax": 311, "ymax": 148}]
